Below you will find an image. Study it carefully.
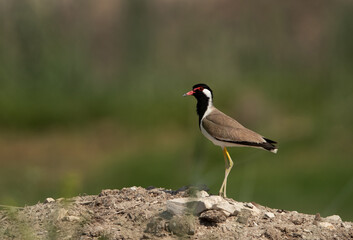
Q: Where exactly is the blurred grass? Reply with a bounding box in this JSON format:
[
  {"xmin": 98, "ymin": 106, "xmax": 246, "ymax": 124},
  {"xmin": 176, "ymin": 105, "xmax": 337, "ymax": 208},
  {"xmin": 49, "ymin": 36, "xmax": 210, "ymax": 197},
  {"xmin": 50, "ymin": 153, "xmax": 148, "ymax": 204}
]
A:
[{"xmin": 0, "ymin": 0, "xmax": 353, "ymax": 221}]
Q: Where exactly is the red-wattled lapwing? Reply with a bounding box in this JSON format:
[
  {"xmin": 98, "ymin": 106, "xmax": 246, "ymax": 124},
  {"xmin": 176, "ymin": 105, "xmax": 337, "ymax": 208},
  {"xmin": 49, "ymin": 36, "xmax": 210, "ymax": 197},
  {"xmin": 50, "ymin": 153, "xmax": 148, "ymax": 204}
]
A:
[{"xmin": 183, "ymin": 83, "xmax": 278, "ymax": 198}]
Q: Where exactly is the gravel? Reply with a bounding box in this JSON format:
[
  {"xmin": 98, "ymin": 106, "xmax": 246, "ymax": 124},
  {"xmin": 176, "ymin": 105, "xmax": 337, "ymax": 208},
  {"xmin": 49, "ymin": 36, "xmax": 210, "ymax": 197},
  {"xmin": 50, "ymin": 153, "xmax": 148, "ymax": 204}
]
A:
[{"xmin": 0, "ymin": 186, "xmax": 352, "ymax": 239}]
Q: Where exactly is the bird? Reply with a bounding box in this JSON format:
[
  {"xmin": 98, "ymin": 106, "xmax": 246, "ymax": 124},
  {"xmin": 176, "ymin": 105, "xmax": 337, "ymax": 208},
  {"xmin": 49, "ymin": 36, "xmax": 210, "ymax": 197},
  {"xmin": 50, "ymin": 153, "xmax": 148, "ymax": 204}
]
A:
[{"xmin": 183, "ymin": 83, "xmax": 278, "ymax": 198}]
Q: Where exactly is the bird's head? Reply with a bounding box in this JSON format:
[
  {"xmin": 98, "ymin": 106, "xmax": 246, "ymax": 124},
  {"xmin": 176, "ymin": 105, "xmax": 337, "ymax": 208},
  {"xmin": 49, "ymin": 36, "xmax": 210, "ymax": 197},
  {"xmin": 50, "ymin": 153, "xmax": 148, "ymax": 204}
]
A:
[{"xmin": 183, "ymin": 83, "xmax": 213, "ymax": 100}]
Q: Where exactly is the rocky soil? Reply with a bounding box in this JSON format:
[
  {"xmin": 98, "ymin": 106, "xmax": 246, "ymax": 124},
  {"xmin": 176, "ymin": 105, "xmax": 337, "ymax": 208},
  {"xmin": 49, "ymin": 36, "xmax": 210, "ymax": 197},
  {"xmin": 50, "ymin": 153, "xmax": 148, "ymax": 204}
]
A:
[{"xmin": 0, "ymin": 186, "xmax": 352, "ymax": 239}]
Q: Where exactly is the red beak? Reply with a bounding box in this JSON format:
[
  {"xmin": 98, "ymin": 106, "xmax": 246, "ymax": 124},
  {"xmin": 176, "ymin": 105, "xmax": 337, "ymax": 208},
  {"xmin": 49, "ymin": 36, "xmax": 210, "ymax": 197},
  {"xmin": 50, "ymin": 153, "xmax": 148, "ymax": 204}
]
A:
[{"xmin": 183, "ymin": 90, "xmax": 194, "ymax": 97}]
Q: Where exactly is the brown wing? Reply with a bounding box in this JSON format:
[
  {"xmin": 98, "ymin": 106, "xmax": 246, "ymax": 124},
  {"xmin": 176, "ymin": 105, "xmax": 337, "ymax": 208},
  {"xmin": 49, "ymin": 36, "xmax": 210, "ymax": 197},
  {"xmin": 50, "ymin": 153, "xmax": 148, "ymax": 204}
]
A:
[
  {"xmin": 203, "ymin": 113, "xmax": 265, "ymax": 144},
  {"xmin": 203, "ymin": 108, "xmax": 278, "ymax": 151}
]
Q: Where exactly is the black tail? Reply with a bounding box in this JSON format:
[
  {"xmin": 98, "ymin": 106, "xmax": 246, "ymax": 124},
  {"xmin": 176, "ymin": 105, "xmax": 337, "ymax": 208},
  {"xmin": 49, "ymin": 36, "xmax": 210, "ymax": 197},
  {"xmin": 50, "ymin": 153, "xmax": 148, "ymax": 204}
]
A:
[{"xmin": 263, "ymin": 138, "xmax": 278, "ymax": 153}]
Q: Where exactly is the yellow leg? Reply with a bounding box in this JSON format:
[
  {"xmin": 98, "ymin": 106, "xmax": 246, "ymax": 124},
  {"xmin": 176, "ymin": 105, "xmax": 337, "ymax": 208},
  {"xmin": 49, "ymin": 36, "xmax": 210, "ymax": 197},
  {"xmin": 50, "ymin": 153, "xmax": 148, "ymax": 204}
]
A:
[
  {"xmin": 219, "ymin": 147, "xmax": 234, "ymax": 198},
  {"xmin": 219, "ymin": 148, "xmax": 227, "ymax": 197}
]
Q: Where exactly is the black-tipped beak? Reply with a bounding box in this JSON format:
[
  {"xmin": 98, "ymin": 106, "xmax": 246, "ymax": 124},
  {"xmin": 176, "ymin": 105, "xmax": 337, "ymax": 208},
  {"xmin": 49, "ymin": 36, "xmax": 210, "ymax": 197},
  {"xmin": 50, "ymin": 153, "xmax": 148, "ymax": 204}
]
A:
[{"xmin": 183, "ymin": 90, "xmax": 194, "ymax": 97}]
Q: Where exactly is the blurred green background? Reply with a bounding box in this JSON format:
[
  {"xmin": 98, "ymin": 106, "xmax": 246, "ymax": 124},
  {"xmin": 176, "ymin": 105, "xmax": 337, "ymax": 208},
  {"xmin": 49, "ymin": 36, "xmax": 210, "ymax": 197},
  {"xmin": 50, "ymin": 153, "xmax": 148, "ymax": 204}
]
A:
[{"xmin": 1, "ymin": 0, "xmax": 353, "ymax": 221}]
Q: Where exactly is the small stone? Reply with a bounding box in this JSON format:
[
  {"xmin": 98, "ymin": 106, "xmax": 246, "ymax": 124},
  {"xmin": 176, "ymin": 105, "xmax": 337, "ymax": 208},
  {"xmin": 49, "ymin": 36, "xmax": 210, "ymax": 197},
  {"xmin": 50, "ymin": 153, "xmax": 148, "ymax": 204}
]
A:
[
  {"xmin": 277, "ymin": 209, "xmax": 287, "ymax": 214},
  {"xmin": 317, "ymin": 221, "xmax": 335, "ymax": 230},
  {"xmin": 241, "ymin": 202, "xmax": 261, "ymax": 216},
  {"xmin": 195, "ymin": 190, "xmax": 209, "ymax": 198},
  {"xmin": 199, "ymin": 209, "xmax": 227, "ymax": 224},
  {"xmin": 244, "ymin": 203, "xmax": 254, "ymax": 209},
  {"xmin": 168, "ymin": 215, "xmax": 195, "ymax": 236},
  {"xmin": 264, "ymin": 212, "xmax": 275, "ymax": 219},
  {"xmin": 229, "ymin": 201, "xmax": 261, "ymax": 216},
  {"xmin": 201, "ymin": 196, "xmax": 224, "ymax": 209},
  {"xmin": 324, "ymin": 215, "xmax": 341, "ymax": 223},
  {"xmin": 214, "ymin": 201, "xmax": 239, "ymax": 216},
  {"xmin": 44, "ymin": 198, "xmax": 55, "ymax": 203},
  {"xmin": 130, "ymin": 186, "xmax": 137, "ymax": 191},
  {"xmin": 314, "ymin": 213, "xmax": 322, "ymax": 221}
]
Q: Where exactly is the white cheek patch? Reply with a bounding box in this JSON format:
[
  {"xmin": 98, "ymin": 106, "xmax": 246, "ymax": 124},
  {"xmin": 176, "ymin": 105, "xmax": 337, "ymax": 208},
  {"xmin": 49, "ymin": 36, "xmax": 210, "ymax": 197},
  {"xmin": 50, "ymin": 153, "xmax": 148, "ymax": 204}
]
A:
[
  {"xmin": 203, "ymin": 89, "xmax": 212, "ymax": 99},
  {"xmin": 202, "ymin": 88, "xmax": 213, "ymax": 106}
]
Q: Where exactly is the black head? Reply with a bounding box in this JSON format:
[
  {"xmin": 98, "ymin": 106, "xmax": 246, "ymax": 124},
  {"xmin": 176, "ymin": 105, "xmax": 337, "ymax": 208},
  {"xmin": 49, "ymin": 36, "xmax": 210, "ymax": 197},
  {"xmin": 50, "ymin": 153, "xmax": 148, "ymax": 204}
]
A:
[
  {"xmin": 183, "ymin": 83, "xmax": 214, "ymax": 123},
  {"xmin": 183, "ymin": 83, "xmax": 213, "ymax": 100}
]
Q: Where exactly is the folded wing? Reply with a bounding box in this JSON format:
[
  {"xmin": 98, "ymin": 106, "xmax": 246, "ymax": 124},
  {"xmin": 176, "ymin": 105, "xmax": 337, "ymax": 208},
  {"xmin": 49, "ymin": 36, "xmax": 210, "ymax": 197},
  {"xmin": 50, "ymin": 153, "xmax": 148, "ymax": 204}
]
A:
[{"xmin": 203, "ymin": 109, "xmax": 277, "ymax": 151}]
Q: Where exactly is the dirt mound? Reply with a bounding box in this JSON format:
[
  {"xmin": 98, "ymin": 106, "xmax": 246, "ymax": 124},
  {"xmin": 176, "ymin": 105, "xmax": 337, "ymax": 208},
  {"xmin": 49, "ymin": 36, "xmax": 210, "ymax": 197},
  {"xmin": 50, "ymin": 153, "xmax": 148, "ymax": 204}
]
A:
[{"xmin": 1, "ymin": 186, "xmax": 352, "ymax": 239}]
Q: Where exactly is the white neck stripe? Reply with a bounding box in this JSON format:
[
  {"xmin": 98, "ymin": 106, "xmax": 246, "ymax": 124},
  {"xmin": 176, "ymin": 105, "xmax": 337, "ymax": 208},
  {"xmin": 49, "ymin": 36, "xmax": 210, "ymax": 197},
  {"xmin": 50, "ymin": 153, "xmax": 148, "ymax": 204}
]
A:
[{"xmin": 202, "ymin": 89, "xmax": 213, "ymax": 106}]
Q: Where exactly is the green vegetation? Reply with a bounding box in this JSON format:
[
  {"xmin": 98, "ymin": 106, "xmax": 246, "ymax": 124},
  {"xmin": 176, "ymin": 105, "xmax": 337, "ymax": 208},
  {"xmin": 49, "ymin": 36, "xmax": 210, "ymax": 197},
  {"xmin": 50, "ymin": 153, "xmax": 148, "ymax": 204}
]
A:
[{"xmin": 1, "ymin": 1, "xmax": 352, "ymax": 221}]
